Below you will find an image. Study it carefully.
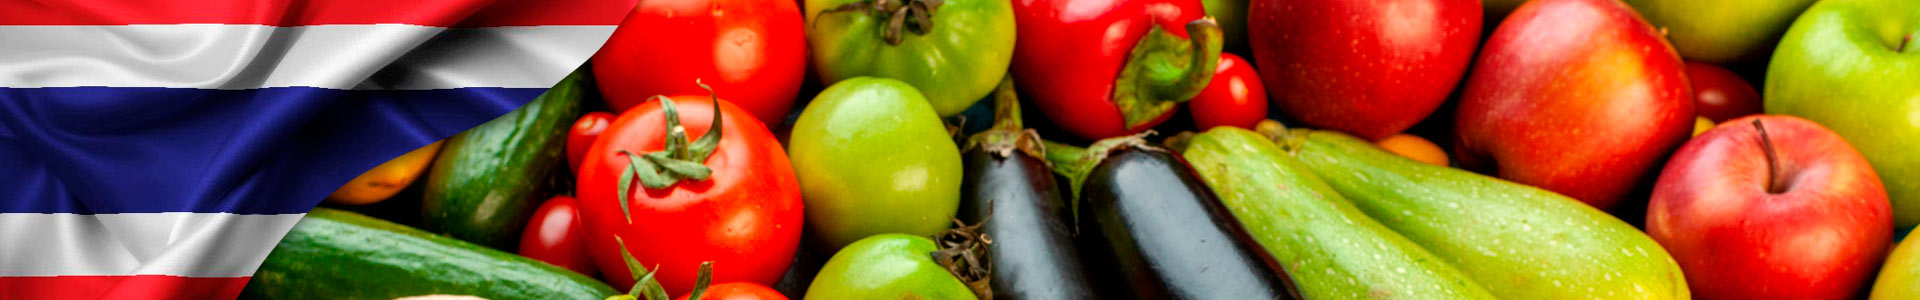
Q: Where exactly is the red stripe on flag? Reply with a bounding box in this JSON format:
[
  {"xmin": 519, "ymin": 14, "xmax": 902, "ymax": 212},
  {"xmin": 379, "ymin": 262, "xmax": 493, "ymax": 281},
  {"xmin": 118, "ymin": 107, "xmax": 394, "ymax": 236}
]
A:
[
  {"xmin": 0, "ymin": 275, "xmax": 250, "ymax": 300},
  {"xmin": 0, "ymin": 0, "xmax": 638, "ymax": 26}
]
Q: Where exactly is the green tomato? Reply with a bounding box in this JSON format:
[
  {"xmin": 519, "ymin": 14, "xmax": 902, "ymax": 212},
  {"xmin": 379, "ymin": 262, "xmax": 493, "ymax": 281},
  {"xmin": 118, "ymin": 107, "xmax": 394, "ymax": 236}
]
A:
[
  {"xmin": 803, "ymin": 0, "xmax": 1015, "ymax": 116},
  {"xmin": 805, "ymin": 234, "xmax": 978, "ymax": 300},
  {"xmin": 789, "ymin": 77, "xmax": 965, "ymax": 250}
]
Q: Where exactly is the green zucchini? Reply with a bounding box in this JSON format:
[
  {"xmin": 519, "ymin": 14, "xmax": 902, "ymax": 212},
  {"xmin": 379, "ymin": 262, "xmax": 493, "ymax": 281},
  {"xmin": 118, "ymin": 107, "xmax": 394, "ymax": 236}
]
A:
[
  {"xmin": 242, "ymin": 208, "xmax": 617, "ymax": 300},
  {"xmin": 1289, "ymin": 129, "xmax": 1690, "ymax": 300},
  {"xmin": 421, "ymin": 70, "xmax": 586, "ymax": 249},
  {"xmin": 1180, "ymin": 127, "xmax": 1496, "ymax": 300}
]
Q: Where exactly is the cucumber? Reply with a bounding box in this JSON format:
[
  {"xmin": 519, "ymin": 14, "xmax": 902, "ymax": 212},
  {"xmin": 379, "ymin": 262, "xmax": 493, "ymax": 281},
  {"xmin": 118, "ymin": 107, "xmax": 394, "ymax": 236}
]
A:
[
  {"xmin": 242, "ymin": 208, "xmax": 617, "ymax": 300},
  {"xmin": 1180, "ymin": 127, "xmax": 1496, "ymax": 300},
  {"xmin": 422, "ymin": 70, "xmax": 587, "ymax": 250}
]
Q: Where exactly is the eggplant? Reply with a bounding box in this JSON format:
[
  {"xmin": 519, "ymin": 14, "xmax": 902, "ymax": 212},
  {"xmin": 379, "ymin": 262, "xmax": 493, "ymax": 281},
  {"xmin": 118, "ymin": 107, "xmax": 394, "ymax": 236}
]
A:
[
  {"xmin": 952, "ymin": 78, "xmax": 1100, "ymax": 300},
  {"xmin": 1045, "ymin": 137, "xmax": 1297, "ymax": 300}
]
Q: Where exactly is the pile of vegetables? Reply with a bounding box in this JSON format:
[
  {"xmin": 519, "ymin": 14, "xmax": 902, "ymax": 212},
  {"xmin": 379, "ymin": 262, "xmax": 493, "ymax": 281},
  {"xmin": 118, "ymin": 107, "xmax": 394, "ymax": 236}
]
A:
[{"xmin": 247, "ymin": 0, "xmax": 1920, "ymax": 298}]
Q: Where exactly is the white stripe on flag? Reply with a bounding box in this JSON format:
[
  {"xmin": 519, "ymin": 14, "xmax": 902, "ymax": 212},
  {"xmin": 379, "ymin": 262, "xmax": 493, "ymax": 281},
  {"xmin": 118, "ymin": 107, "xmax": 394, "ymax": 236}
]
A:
[
  {"xmin": 0, "ymin": 24, "xmax": 614, "ymax": 90},
  {"xmin": 0, "ymin": 213, "xmax": 305, "ymax": 277}
]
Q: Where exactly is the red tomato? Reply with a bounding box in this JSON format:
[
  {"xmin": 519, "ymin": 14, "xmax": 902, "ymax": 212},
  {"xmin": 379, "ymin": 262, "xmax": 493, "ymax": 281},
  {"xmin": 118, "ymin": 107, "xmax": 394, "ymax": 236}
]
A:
[
  {"xmin": 1190, "ymin": 53, "xmax": 1268, "ymax": 130},
  {"xmin": 568, "ymin": 112, "xmax": 615, "ymax": 173},
  {"xmin": 576, "ymin": 95, "xmax": 803, "ymax": 295},
  {"xmin": 675, "ymin": 282, "xmax": 789, "ymax": 300},
  {"xmin": 1683, "ymin": 61, "xmax": 1761, "ymax": 123},
  {"xmin": 1011, "ymin": 0, "xmax": 1212, "ymax": 139},
  {"xmin": 519, "ymin": 196, "xmax": 596, "ymax": 276},
  {"xmin": 591, "ymin": 0, "xmax": 808, "ymax": 125}
]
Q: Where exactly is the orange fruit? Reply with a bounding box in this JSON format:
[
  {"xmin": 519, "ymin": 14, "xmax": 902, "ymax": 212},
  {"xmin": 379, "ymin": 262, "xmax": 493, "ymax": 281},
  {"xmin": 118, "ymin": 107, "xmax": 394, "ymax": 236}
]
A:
[{"xmin": 1374, "ymin": 134, "xmax": 1449, "ymax": 167}]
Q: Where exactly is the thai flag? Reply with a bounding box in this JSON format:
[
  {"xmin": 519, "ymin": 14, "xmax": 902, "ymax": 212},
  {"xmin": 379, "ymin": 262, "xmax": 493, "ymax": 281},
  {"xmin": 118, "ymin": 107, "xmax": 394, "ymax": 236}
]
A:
[{"xmin": 0, "ymin": 0, "xmax": 634, "ymax": 298}]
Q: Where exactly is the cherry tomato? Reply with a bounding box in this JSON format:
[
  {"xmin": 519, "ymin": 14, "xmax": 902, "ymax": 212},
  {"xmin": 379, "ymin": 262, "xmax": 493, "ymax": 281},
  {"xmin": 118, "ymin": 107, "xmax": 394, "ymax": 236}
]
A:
[
  {"xmin": 518, "ymin": 196, "xmax": 596, "ymax": 276},
  {"xmin": 1683, "ymin": 61, "xmax": 1761, "ymax": 123},
  {"xmin": 592, "ymin": 0, "xmax": 809, "ymax": 125},
  {"xmin": 568, "ymin": 112, "xmax": 615, "ymax": 173},
  {"xmin": 577, "ymin": 93, "xmax": 804, "ymax": 295},
  {"xmin": 675, "ymin": 282, "xmax": 789, "ymax": 300},
  {"xmin": 1190, "ymin": 53, "xmax": 1268, "ymax": 130}
]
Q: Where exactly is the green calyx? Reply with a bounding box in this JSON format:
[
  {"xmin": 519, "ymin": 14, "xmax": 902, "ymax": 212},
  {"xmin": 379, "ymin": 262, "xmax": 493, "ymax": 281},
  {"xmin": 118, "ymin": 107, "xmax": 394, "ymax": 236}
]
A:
[
  {"xmin": 1042, "ymin": 133, "xmax": 1156, "ymax": 228},
  {"xmin": 616, "ymin": 80, "xmax": 725, "ymax": 224},
  {"xmin": 819, "ymin": 0, "xmax": 945, "ymax": 45},
  {"xmin": 1041, "ymin": 132, "xmax": 1155, "ymax": 206},
  {"xmin": 606, "ymin": 236, "xmax": 717, "ymax": 300},
  {"xmin": 965, "ymin": 76, "xmax": 1045, "ymax": 160},
  {"xmin": 1112, "ymin": 18, "xmax": 1225, "ymax": 130}
]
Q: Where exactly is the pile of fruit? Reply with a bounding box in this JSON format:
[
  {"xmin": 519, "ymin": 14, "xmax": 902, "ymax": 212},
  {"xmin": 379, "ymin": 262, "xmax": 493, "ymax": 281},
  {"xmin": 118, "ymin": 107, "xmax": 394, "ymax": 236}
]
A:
[{"xmin": 243, "ymin": 0, "xmax": 1920, "ymax": 298}]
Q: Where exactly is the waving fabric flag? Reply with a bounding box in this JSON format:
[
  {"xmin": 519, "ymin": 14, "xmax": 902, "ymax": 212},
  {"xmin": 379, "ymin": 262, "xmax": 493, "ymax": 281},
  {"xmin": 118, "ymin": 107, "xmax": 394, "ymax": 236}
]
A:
[{"xmin": 0, "ymin": 0, "xmax": 635, "ymax": 298}]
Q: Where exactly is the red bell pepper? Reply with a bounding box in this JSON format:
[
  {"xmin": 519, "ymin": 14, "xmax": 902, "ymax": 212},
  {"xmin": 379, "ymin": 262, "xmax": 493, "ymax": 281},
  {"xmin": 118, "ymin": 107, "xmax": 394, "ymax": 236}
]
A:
[{"xmin": 1010, "ymin": 0, "xmax": 1223, "ymax": 140}]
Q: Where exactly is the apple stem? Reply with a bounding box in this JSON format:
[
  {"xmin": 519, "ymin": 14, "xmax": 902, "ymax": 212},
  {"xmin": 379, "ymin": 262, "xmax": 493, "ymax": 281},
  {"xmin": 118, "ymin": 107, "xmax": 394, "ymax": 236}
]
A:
[
  {"xmin": 1752, "ymin": 119, "xmax": 1785, "ymax": 194},
  {"xmin": 1901, "ymin": 35, "xmax": 1911, "ymax": 53}
]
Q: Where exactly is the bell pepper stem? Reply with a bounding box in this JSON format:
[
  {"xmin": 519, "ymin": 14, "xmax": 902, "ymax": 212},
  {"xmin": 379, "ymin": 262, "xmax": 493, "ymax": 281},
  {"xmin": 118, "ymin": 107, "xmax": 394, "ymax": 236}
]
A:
[{"xmin": 1111, "ymin": 18, "xmax": 1225, "ymax": 130}]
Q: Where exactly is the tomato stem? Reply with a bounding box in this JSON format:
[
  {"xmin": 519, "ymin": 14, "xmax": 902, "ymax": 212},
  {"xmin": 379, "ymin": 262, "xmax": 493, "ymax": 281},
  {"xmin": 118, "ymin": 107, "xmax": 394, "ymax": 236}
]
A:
[
  {"xmin": 611, "ymin": 236, "xmax": 671, "ymax": 300},
  {"xmin": 1110, "ymin": 18, "xmax": 1224, "ymax": 130},
  {"xmin": 606, "ymin": 236, "xmax": 719, "ymax": 300},
  {"xmin": 932, "ymin": 216, "xmax": 994, "ymax": 300},
  {"xmin": 817, "ymin": 0, "xmax": 944, "ymax": 45},
  {"xmin": 615, "ymin": 80, "xmax": 726, "ymax": 223}
]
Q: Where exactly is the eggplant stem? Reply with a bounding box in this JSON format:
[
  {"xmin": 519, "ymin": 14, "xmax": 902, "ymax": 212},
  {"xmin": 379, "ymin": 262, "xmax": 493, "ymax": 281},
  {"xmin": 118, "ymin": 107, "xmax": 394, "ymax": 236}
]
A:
[
  {"xmin": 967, "ymin": 76, "xmax": 1045, "ymax": 160},
  {"xmin": 1041, "ymin": 132, "xmax": 1156, "ymax": 223}
]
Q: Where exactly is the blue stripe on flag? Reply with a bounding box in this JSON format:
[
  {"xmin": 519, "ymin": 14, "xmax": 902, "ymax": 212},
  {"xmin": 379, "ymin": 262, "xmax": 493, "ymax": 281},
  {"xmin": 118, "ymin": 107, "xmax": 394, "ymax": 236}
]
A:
[{"xmin": 0, "ymin": 87, "xmax": 543, "ymax": 214}]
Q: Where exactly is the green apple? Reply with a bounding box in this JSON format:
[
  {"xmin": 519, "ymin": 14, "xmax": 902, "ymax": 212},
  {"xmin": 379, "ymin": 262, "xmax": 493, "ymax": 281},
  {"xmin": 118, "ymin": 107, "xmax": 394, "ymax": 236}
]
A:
[
  {"xmin": 1623, "ymin": 0, "xmax": 1818, "ymax": 63},
  {"xmin": 1766, "ymin": 0, "xmax": 1920, "ymax": 227}
]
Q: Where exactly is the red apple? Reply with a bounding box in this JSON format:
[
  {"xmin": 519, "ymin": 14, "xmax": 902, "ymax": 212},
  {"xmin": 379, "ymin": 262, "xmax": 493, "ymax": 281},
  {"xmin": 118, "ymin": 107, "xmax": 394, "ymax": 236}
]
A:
[
  {"xmin": 1247, "ymin": 0, "xmax": 1481, "ymax": 140},
  {"xmin": 1647, "ymin": 115, "xmax": 1891, "ymax": 300},
  {"xmin": 1684, "ymin": 61, "xmax": 1763, "ymax": 123},
  {"xmin": 1452, "ymin": 0, "xmax": 1692, "ymax": 211}
]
